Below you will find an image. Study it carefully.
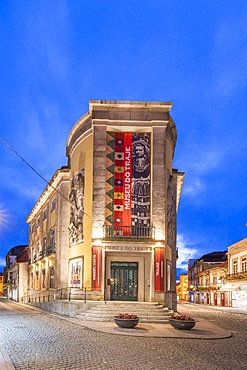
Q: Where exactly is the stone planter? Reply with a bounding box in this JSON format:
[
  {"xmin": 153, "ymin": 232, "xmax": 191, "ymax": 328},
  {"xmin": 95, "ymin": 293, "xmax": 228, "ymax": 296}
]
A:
[
  {"xmin": 114, "ymin": 317, "xmax": 139, "ymax": 328},
  {"xmin": 168, "ymin": 318, "xmax": 196, "ymax": 330}
]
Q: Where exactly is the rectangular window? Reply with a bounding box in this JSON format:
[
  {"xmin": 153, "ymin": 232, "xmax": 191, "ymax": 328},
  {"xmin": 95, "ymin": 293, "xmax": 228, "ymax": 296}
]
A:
[
  {"xmin": 49, "ymin": 266, "xmax": 55, "ymax": 288},
  {"xmin": 37, "ymin": 217, "xmax": 40, "ymax": 228},
  {"xmin": 35, "ymin": 271, "xmax": 39, "ymax": 289},
  {"xmin": 242, "ymin": 258, "xmax": 246, "ymax": 272},
  {"xmin": 43, "ymin": 208, "xmax": 47, "ymax": 221},
  {"xmin": 43, "ymin": 237, "xmax": 47, "ymax": 251},
  {"xmin": 51, "ymin": 198, "xmax": 56, "ymax": 212},
  {"xmin": 30, "ymin": 272, "xmax": 33, "ymax": 289},
  {"xmin": 233, "ymin": 260, "xmax": 237, "ymax": 274},
  {"xmin": 213, "ymin": 277, "xmax": 217, "ymax": 284},
  {"xmin": 42, "ymin": 269, "xmax": 46, "ymax": 289},
  {"xmin": 50, "ymin": 229, "xmax": 55, "ymax": 246}
]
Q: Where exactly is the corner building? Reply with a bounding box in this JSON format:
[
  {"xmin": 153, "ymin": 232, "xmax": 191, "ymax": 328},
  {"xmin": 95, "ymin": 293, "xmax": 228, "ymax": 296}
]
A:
[{"xmin": 67, "ymin": 100, "xmax": 184, "ymax": 310}]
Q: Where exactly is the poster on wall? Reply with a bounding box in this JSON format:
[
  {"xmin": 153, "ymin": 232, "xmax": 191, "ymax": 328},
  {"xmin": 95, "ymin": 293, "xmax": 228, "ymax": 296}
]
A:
[
  {"xmin": 70, "ymin": 259, "xmax": 82, "ymax": 288},
  {"xmin": 155, "ymin": 247, "xmax": 165, "ymax": 292},
  {"xmin": 106, "ymin": 132, "xmax": 151, "ymax": 236},
  {"xmin": 92, "ymin": 246, "xmax": 102, "ymax": 290}
]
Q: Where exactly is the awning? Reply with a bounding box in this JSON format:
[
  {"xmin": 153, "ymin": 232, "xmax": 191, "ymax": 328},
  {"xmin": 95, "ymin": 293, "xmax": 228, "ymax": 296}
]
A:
[{"xmin": 220, "ymin": 282, "xmax": 247, "ymax": 291}]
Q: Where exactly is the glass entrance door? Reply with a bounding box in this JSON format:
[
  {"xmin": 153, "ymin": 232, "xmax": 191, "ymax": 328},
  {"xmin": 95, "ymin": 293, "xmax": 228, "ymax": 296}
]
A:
[{"xmin": 110, "ymin": 262, "xmax": 138, "ymax": 301}]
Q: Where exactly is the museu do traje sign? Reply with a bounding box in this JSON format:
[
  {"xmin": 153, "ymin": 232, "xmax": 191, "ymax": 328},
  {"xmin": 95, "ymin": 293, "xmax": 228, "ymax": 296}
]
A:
[{"xmin": 105, "ymin": 132, "xmax": 151, "ymax": 236}]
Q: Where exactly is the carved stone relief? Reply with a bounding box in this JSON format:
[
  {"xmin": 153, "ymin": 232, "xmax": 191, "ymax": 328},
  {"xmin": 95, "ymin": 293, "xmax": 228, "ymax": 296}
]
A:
[{"xmin": 69, "ymin": 169, "xmax": 84, "ymax": 245}]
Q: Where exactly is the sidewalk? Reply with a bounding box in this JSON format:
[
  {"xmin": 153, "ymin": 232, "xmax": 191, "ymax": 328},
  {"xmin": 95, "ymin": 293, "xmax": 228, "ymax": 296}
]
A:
[
  {"xmin": 64, "ymin": 316, "xmax": 232, "ymax": 339},
  {"xmin": 0, "ymin": 342, "xmax": 15, "ymax": 370},
  {"xmin": 22, "ymin": 301, "xmax": 232, "ymax": 339},
  {"xmin": 0, "ymin": 303, "xmax": 233, "ymax": 370}
]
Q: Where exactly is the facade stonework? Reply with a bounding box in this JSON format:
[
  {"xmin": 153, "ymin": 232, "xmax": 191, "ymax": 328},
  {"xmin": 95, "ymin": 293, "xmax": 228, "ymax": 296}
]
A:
[
  {"xmin": 26, "ymin": 167, "xmax": 70, "ymax": 299},
  {"xmin": 66, "ymin": 101, "xmax": 184, "ymax": 310},
  {"xmin": 26, "ymin": 100, "xmax": 184, "ymax": 311}
]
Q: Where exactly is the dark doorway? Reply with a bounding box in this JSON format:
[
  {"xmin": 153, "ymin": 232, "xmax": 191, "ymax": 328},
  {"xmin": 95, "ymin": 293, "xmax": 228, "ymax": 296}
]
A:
[{"xmin": 110, "ymin": 262, "xmax": 138, "ymax": 301}]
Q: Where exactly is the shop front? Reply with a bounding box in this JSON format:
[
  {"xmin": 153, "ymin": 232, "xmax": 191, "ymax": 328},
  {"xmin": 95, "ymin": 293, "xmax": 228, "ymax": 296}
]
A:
[{"xmin": 220, "ymin": 281, "xmax": 247, "ymax": 309}]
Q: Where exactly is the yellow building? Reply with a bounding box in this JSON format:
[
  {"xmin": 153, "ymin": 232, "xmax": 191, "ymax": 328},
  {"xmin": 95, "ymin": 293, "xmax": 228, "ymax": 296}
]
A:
[
  {"xmin": 26, "ymin": 167, "xmax": 70, "ymax": 300},
  {"xmin": 176, "ymin": 274, "xmax": 188, "ymax": 300},
  {"xmin": 221, "ymin": 238, "xmax": 247, "ymax": 309},
  {"xmin": 0, "ymin": 273, "xmax": 4, "ymax": 296}
]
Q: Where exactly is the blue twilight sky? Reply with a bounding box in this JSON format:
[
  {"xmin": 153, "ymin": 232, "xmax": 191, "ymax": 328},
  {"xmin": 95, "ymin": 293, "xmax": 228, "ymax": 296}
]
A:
[{"xmin": 0, "ymin": 1, "xmax": 247, "ymax": 276}]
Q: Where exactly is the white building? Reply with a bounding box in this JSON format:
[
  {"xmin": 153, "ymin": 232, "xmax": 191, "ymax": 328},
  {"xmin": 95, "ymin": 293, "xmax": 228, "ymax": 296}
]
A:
[{"xmin": 221, "ymin": 238, "xmax": 247, "ymax": 309}]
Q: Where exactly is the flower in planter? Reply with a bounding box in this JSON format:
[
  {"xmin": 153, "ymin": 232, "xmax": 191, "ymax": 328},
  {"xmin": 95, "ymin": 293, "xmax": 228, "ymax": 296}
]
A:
[
  {"xmin": 114, "ymin": 313, "xmax": 139, "ymax": 319},
  {"xmin": 170, "ymin": 314, "xmax": 195, "ymax": 322}
]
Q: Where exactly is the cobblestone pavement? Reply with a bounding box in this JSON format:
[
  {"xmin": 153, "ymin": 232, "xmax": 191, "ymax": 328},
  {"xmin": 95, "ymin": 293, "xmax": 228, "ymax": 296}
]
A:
[{"xmin": 0, "ymin": 299, "xmax": 247, "ymax": 370}]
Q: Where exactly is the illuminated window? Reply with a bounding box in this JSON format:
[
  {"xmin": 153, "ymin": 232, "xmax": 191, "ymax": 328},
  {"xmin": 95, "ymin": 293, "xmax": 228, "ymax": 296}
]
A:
[
  {"xmin": 42, "ymin": 269, "xmax": 46, "ymax": 289},
  {"xmin": 233, "ymin": 260, "xmax": 237, "ymax": 274},
  {"xmin": 49, "ymin": 266, "xmax": 55, "ymax": 288},
  {"xmin": 242, "ymin": 258, "xmax": 246, "ymax": 272},
  {"xmin": 35, "ymin": 270, "xmax": 39, "ymax": 289}
]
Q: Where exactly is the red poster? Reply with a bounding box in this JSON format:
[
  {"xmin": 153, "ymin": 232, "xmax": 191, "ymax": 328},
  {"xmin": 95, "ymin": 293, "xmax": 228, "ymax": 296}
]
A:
[
  {"xmin": 92, "ymin": 246, "xmax": 102, "ymax": 290},
  {"xmin": 155, "ymin": 248, "xmax": 165, "ymax": 292}
]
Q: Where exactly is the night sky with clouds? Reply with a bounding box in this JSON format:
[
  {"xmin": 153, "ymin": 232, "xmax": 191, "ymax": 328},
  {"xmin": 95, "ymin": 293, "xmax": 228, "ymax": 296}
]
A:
[{"xmin": 0, "ymin": 2, "xmax": 247, "ymax": 278}]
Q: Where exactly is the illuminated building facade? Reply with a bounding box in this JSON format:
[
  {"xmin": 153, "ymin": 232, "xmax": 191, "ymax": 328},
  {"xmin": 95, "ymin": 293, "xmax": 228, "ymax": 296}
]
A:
[
  {"xmin": 0, "ymin": 273, "xmax": 4, "ymax": 296},
  {"xmin": 67, "ymin": 100, "xmax": 184, "ymax": 309},
  {"xmin": 26, "ymin": 167, "xmax": 70, "ymax": 299},
  {"xmin": 176, "ymin": 274, "xmax": 188, "ymax": 301}
]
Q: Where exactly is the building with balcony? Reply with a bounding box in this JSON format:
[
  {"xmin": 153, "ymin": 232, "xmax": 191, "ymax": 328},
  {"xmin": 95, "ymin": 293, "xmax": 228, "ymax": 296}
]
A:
[
  {"xmin": 3, "ymin": 245, "xmax": 28, "ymax": 301},
  {"xmin": 188, "ymin": 251, "xmax": 227, "ymax": 305},
  {"xmin": 66, "ymin": 100, "xmax": 184, "ymax": 310},
  {"xmin": 220, "ymin": 238, "xmax": 247, "ymax": 309},
  {"xmin": 26, "ymin": 167, "xmax": 70, "ymax": 301}
]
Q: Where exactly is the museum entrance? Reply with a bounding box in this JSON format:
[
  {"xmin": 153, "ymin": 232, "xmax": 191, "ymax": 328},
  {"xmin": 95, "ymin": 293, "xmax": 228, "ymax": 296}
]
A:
[{"xmin": 110, "ymin": 262, "xmax": 138, "ymax": 301}]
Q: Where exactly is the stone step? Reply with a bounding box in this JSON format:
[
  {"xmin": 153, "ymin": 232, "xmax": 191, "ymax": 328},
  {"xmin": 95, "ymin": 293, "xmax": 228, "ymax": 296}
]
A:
[
  {"xmin": 81, "ymin": 308, "xmax": 170, "ymax": 315},
  {"xmin": 87, "ymin": 307, "xmax": 169, "ymax": 314},
  {"xmin": 75, "ymin": 301, "xmax": 172, "ymax": 323},
  {"xmin": 76, "ymin": 315, "xmax": 170, "ymax": 323}
]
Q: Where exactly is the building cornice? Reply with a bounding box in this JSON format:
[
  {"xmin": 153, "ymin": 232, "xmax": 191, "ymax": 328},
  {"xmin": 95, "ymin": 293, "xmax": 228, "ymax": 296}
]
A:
[{"xmin": 26, "ymin": 167, "xmax": 70, "ymax": 223}]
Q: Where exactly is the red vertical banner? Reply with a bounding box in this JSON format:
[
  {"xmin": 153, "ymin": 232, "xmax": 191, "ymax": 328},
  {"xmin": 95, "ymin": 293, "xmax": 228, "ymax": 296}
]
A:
[
  {"xmin": 92, "ymin": 246, "xmax": 102, "ymax": 290},
  {"xmin": 155, "ymin": 248, "xmax": 165, "ymax": 292},
  {"xmin": 123, "ymin": 132, "xmax": 132, "ymax": 229}
]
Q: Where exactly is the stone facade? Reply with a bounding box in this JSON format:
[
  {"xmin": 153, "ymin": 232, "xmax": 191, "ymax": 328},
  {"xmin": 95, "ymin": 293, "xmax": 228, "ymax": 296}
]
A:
[
  {"xmin": 66, "ymin": 100, "xmax": 184, "ymax": 310},
  {"xmin": 25, "ymin": 100, "xmax": 184, "ymax": 311}
]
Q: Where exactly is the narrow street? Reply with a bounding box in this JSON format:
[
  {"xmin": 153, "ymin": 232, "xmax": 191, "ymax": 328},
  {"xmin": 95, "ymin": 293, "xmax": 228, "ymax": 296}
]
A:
[{"xmin": 0, "ymin": 298, "xmax": 246, "ymax": 370}]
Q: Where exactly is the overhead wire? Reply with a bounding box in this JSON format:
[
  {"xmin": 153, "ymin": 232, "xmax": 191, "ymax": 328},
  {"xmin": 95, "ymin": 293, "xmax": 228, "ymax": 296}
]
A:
[{"xmin": 0, "ymin": 135, "xmax": 92, "ymax": 220}]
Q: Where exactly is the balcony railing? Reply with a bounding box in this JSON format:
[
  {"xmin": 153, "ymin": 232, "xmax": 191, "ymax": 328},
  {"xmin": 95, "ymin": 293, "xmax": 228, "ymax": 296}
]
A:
[
  {"xmin": 227, "ymin": 272, "xmax": 247, "ymax": 280},
  {"xmin": 103, "ymin": 225, "xmax": 155, "ymax": 239},
  {"xmin": 29, "ymin": 244, "xmax": 56, "ymax": 264}
]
